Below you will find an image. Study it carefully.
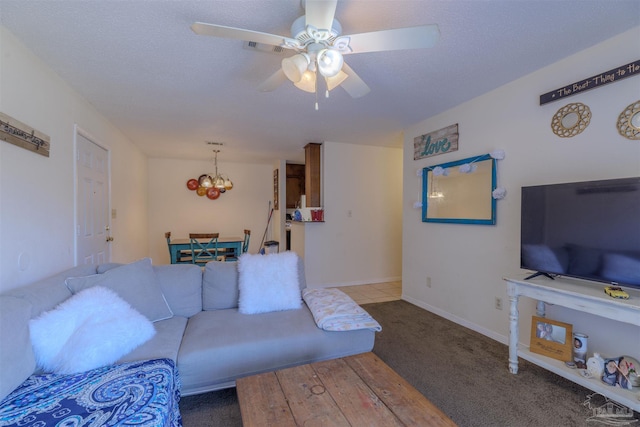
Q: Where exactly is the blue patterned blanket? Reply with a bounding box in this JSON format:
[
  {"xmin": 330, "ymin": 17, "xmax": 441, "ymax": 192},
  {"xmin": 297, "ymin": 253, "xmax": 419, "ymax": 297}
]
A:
[{"xmin": 0, "ymin": 358, "xmax": 181, "ymax": 427}]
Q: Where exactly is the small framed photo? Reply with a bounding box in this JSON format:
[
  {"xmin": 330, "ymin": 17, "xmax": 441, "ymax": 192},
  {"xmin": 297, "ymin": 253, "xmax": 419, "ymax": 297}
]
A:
[{"xmin": 530, "ymin": 316, "xmax": 573, "ymax": 362}]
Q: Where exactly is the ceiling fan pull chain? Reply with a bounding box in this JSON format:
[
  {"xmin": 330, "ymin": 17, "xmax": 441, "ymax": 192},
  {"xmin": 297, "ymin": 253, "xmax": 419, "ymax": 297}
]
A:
[{"xmin": 315, "ymin": 72, "xmax": 319, "ymax": 110}]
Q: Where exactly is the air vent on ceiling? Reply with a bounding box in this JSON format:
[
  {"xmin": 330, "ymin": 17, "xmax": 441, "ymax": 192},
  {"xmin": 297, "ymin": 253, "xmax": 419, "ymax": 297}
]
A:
[{"xmin": 243, "ymin": 41, "xmax": 288, "ymax": 55}]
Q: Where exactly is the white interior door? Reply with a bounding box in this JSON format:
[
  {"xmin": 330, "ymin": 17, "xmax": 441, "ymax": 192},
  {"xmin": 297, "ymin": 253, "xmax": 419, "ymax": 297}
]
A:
[{"xmin": 76, "ymin": 131, "xmax": 110, "ymax": 265}]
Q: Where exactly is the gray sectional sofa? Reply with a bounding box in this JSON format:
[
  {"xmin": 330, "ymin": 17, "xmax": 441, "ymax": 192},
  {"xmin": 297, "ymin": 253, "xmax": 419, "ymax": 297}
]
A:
[{"xmin": 0, "ymin": 255, "xmax": 375, "ymax": 418}]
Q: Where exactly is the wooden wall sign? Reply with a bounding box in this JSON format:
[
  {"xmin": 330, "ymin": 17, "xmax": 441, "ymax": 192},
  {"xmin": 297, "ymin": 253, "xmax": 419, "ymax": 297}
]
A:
[
  {"xmin": 0, "ymin": 112, "xmax": 50, "ymax": 157},
  {"xmin": 413, "ymin": 123, "xmax": 458, "ymax": 160},
  {"xmin": 273, "ymin": 169, "xmax": 279, "ymax": 210},
  {"xmin": 540, "ymin": 60, "xmax": 640, "ymax": 105}
]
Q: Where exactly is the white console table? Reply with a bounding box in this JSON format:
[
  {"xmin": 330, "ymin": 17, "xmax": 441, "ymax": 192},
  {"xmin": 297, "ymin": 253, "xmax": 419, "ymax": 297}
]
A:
[{"xmin": 505, "ymin": 275, "xmax": 640, "ymax": 411}]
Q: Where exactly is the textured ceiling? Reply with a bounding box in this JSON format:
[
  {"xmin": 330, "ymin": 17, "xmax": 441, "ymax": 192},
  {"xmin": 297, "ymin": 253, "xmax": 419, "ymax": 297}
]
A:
[{"xmin": 1, "ymin": 0, "xmax": 639, "ymax": 163}]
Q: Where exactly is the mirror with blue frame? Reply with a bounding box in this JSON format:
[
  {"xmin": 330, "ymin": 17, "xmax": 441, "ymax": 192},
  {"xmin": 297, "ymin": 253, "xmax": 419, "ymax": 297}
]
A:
[{"xmin": 422, "ymin": 153, "xmax": 496, "ymax": 224}]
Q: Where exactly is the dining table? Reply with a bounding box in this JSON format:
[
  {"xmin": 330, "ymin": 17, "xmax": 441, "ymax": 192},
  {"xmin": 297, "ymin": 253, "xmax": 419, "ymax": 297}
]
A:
[{"xmin": 168, "ymin": 237, "xmax": 243, "ymax": 264}]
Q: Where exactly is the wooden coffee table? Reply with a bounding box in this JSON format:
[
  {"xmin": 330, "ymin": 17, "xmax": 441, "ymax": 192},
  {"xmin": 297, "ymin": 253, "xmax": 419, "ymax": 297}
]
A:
[{"xmin": 236, "ymin": 352, "xmax": 457, "ymax": 426}]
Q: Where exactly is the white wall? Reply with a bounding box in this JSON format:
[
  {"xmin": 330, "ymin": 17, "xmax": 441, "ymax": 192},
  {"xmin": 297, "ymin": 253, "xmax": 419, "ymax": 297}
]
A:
[
  {"xmin": 402, "ymin": 27, "xmax": 640, "ymax": 357},
  {"xmin": 0, "ymin": 26, "xmax": 149, "ymax": 292},
  {"xmin": 147, "ymin": 158, "xmax": 274, "ymax": 264},
  {"xmin": 272, "ymin": 159, "xmax": 287, "ymax": 252},
  {"xmin": 0, "ymin": 24, "xmax": 401, "ymax": 292},
  {"xmin": 303, "ymin": 141, "xmax": 403, "ymax": 287}
]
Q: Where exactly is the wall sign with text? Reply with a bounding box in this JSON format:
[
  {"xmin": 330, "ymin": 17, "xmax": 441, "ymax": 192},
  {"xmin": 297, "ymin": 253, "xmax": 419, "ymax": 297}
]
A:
[
  {"xmin": 0, "ymin": 112, "xmax": 50, "ymax": 157},
  {"xmin": 540, "ymin": 60, "xmax": 640, "ymax": 105},
  {"xmin": 413, "ymin": 123, "xmax": 458, "ymax": 160}
]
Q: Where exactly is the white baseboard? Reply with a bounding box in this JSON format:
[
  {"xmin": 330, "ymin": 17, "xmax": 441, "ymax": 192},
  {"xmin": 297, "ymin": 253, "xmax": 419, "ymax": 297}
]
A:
[{"xmin": 402, "ymin": 295, "xmax": 509, "ymax": 346}]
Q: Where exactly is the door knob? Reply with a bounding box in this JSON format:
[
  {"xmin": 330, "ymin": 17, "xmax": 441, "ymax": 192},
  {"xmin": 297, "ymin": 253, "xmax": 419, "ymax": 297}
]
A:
[{"xmin": 106, "ymin": 236, "xmax": 114, "ymax": 242}]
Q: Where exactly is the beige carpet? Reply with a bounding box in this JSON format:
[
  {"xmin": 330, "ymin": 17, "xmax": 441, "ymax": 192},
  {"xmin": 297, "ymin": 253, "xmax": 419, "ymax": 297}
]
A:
[{"xmin": 179, "ymin": 300, "xmax": 638, "ymax": 426}]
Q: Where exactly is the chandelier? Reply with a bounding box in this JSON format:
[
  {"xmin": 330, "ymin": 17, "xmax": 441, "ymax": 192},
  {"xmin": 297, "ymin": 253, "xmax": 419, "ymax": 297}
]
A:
[{"xmin": 186, "ymin": 150, "xmax": 233, "ymax": 200}]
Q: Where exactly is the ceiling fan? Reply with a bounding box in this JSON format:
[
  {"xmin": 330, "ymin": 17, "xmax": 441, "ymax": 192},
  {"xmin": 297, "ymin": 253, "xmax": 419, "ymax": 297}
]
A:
[{"xmin": 191, "ymin": 0, "xmax": 439, "ymax": 105}]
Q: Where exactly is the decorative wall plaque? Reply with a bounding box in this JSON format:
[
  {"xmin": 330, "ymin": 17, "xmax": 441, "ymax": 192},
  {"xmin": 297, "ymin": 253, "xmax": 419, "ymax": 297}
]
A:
[
  {"xmin": 551, "ymin": 103, "xmax": 591, "ymax": 138},
  {"xmin": 273, "ymin": 168, "xmax": 279, "ymax": 210},
  {"xmin": 413, "ymin": 123, "xmax": 458, "ymax": 160},
  {"xmin": 0, "ymin": 112, "xmax": 50, "ymax": 157},
  {"xmin": 617, "ymin": 100, "xmax": 640, "ymax": 140},
  {"xmin": 540, "ymin": 60, "xmax": 640, "ymax": 105}
]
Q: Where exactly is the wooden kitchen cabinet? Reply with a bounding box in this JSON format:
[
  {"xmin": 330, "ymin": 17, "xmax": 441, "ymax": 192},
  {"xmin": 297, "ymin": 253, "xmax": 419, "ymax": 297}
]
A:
[
  {"xmin": 286, "ymin": 163, "xmax": 305, "ymax": 209},
  {"xmin": 305, "ymin": 143, "xmax": 321, "ymax": 207}
]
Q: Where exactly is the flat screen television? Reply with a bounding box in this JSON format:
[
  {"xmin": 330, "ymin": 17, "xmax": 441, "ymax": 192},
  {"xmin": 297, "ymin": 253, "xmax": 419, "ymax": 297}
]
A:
[{"xmin": 520, "ymin": 177, "xmax": 640, "ymax": 289}]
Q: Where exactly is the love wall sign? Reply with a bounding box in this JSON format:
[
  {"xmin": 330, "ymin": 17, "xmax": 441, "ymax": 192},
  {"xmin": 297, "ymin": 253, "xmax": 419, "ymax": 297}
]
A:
[{"xmin": 413, "ymin": 123, "xmax": 458, "ymax": 160}]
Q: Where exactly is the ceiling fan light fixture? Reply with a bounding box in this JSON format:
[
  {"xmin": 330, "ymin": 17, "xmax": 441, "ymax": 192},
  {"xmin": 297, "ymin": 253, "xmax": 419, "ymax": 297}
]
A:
[
  {"xmin": 294, "ymin": 70, "xmax": 317, "ymax": 93},
  {"xmin": 317, "ymin": 49, "xmax": 343, "ymax": 77},
  {"xmin": 282, "ymin": 53, "xmax": 310, "ymax": 82},
  {"xmin": 326, "ymin": 70, "xmax": 348, "ymax": 91}
]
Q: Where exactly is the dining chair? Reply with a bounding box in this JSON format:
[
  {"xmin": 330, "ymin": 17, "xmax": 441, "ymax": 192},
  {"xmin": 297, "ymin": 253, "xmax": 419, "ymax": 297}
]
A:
[
  {"xmin": 224, "ymin": 229, "xmax": 251, "ymax": 261},
  {"xmin": 189, "ymin": 233, "xmax": 220, "ymax": 266},
  {"xmin": 166, "ymin": 232, "xmax": 191, "ymax": 264}
]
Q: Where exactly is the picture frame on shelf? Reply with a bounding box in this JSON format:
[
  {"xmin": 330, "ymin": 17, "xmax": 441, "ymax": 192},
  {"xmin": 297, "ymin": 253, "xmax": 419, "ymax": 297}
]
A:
[{"xmin": 530, "ymin": 316, "xmax": 573, "ymax": 362}]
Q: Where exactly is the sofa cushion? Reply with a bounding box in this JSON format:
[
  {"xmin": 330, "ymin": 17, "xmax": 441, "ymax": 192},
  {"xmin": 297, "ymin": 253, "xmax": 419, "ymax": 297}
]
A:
[
  {"xmin": 202, "ymin": 256, "xmax": 307, "ymax": 312},
  {"xmin": 203, "ymin": 261, "xmax": 239, "ymax": 310},
  {"xmin": 65, "ymin": 258, "xmax": 173, "ymax": 322},
  {"xmin": 97, "ymin": 262, "xmax": 124, "ymax": 273},
  {"xmin": 4, "ymin": 264, "xmax": 98, "ymax": 318},
  {"xmin": 117, "ymin": 316, "xmax": 188, "ymax": 364},
  {"xmin": 154, "ymin": 264, "xmax": 203, "ymax": 317},
  {"xmin": 0, "ymin": 296, "xmax": 36, "ymax": 402},
  {"xmin": 29, "ymin": 286, "xmax": 156, "ymax": 374},
  {"xmin": 178, "ymin": 307, "xmax": 375, "ymax": 395},
  {"xmin": 238, "ymin": 252, "xmax": 302, "ymax": 314}
]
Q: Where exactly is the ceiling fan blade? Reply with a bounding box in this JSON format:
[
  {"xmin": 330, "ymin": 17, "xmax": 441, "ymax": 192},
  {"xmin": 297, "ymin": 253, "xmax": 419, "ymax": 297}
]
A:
[
  {"xmin": 305, "ymin": 0, "xmax": 338, "ymax": 32},
  {"xmin": 339, "ymin": 63, "xmax": 370, "ymax": 98},
  {"xmin": 257, "ymin": 69, "xmax": 287, "ymax": 92},
  {"xmin": 344, "ymin": 25, "xmax": 440, "ymax": 54},
  {"xmin": 191, "ymin": 22, "xmax": 300, "ymax": 49}
]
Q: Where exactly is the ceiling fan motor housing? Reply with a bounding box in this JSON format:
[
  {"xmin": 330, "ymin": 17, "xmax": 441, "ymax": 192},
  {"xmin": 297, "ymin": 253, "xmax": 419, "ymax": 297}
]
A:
[{"xmin": 290, "ymin": 15, "xmax": 342, "ymax": 46}]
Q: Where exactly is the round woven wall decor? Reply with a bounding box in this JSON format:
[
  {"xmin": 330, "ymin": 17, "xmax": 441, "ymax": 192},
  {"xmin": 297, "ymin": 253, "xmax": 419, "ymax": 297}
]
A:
[
  {"xmin": 616, "ymin": 100, "xmax": 640, "ymax": 140},
  {"xmin": 551, "ymin": 103, "xmax": 591, "ymax": 138}
]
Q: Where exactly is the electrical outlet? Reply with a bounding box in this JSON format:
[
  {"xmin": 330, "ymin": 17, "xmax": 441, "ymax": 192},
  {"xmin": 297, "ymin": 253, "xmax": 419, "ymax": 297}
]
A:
[
  {"xmin": 426, "ymin": 276, "xmax": 432, "ymax": 288},
  {"xmin": 495, "ymin": 297, "xmax": 503, "ymax": 310}
]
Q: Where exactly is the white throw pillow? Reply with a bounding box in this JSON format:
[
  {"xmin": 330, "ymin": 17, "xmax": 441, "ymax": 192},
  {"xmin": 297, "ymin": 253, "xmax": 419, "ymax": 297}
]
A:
[
  {"xmin": 65, "ymin": 257, "xmax": 173, "ymax": 322},
  {"xmin": 29, "ymin": 286, "xmax": 156, "ymax": 374},
  {"xmin": 238, "ymin": 252, "xmax": 302, "ymax": 314}
]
